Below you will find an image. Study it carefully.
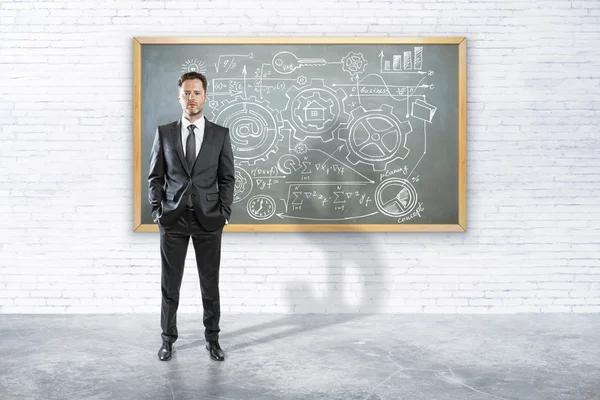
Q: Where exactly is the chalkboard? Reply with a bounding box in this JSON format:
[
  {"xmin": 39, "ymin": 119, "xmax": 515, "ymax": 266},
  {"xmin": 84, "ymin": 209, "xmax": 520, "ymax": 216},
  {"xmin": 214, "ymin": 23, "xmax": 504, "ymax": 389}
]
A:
[{"xmin": 133, "ymin": 37, "xmax": 466, "ymax": 232}]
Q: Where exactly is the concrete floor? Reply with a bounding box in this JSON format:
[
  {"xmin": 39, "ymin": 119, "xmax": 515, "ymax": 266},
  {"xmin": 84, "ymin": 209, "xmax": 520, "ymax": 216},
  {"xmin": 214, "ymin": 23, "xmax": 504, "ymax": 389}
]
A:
[{"xmin": 1, "ymin": 314, "xmax": 599, "ymax": 400}]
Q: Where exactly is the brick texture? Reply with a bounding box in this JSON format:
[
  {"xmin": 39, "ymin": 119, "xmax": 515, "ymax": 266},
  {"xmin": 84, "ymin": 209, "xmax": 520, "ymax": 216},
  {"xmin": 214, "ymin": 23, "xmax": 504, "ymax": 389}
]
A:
[{"xmin": 1, "ymin": 0, "xmax": 599, "ymax": 314}]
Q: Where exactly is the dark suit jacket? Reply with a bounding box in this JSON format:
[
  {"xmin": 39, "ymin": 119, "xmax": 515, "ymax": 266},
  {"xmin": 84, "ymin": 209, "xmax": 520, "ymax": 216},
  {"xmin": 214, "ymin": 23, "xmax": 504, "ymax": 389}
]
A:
[{"xmin": 148, "ymin": 118, "xmax": 235, "ymax": 231}]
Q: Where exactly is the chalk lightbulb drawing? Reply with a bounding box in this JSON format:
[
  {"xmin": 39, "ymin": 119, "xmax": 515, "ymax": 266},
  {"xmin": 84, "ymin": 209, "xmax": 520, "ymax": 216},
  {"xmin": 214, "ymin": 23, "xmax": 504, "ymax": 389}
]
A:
[{"xmin": 182, "ymin": 59, "xmax": 207, "ymax": 73}]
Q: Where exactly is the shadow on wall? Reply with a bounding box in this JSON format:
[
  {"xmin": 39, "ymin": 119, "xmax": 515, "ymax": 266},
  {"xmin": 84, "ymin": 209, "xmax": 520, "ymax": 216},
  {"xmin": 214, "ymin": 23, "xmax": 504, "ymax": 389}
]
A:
[
  {"xmin": 282, "ymin": 182, "xmax": 386, "ymax": 315},
  {"xmin": 216, "ymin": 181, "xmax": 388, "ymax": 352}
]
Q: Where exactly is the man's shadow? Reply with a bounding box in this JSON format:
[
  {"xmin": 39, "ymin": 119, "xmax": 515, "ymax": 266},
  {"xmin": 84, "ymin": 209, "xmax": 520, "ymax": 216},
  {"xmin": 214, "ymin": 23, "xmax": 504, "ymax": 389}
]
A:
[{"xmin": 218, "ymin": 164, "xmax": 386, "ymax": 352}]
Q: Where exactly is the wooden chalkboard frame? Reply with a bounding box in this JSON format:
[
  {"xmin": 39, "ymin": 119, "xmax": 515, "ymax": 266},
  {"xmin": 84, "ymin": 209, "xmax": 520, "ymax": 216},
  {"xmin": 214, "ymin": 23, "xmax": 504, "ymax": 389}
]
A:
[{"xmin": 133, "ymin": 36, "xmax": 466, "ymax": 233}]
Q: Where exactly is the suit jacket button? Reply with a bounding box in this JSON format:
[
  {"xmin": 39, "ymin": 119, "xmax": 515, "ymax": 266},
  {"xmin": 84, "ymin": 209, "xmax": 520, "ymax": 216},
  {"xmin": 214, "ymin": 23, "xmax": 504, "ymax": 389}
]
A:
[{"xmin": 191, "ymin": 194, "xmax": 195, "ymax": 198}]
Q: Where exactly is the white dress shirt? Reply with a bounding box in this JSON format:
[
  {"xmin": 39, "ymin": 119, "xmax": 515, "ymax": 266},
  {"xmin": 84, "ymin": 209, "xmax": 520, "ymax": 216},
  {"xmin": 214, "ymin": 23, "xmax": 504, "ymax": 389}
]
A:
[{"xmin": 181, "ymin": 115, "xmax": 204, "ymax": 157}]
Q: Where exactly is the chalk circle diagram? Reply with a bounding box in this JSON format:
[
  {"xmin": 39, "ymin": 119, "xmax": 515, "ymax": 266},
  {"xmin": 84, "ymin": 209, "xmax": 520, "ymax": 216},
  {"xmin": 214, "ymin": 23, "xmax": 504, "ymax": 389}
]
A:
[
  {"xmin": 284, "ymin": 78, "xmax": 348, "ymax": 142},
  {"xmin": 338, "ymin": 105, "xmax": 412, "ymax": 171},
  {"xmin": 277, "ymin": 154, "xmax": 302, "ymax": 175},
  {"xmin": 375, "ymin": 178, "xmax": 418, "ymax": 218},
  {"xmin": 246, "ymin": 194, "xmax": 276, "ymax": 220},
  {"xmin": 233, "ymin": 166, "xmax": 252, "ymax": 203},
  {"xmin": 341, "ymin": 51, "xmax": 368, "ymax": 77},
  {"xmin": 211, "ymin": 96, "xmax": 284, "ymax": 166}
]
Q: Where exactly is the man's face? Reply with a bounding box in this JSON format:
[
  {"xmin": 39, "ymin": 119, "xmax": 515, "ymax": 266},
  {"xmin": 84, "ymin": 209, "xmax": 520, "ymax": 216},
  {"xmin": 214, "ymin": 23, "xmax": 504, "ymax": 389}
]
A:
[{"xmin": 178, "ymin": 79, "xmax": 207, "ymax": 118}]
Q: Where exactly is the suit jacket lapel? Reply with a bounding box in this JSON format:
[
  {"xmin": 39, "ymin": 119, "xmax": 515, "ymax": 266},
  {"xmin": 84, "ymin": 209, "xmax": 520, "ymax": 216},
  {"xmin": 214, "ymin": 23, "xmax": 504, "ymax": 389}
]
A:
[{"xmin": 171, "ymin": 120, "xmax": 191, "ymax": 176}]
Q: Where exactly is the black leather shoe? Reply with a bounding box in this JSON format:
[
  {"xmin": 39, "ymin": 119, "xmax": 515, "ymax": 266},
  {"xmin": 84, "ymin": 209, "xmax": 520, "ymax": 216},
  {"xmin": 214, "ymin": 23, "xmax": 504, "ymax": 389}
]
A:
[
  {"xmin": 205, "ymin": 341, "xmax": 225, "ymax": 361},
  {"xmin": 158, "ymin": 341, "xmax": 173, "ymax": 361}
]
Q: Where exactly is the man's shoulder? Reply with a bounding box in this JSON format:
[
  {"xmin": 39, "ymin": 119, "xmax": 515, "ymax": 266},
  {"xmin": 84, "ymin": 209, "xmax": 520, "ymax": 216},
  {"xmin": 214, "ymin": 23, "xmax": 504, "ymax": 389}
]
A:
[
  {"xmin": 207, "ymin": 119, "xmax": 228, "ymax": 132},
  {"xmin": 158, "ymin": 120, "xmax": 179, "ymax": 132}
]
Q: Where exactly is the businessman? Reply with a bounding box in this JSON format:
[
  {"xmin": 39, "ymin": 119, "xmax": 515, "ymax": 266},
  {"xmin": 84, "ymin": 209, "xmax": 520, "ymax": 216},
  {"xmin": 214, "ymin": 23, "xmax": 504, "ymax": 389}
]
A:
[{"xmin": 148, "ymin": 71, "xmax": 235, "ymax": 362}]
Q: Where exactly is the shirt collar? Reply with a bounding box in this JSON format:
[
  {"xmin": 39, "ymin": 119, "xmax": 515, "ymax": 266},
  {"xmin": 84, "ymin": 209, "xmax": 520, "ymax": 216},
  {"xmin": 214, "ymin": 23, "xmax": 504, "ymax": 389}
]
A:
[{"xmin": 181, "ymin": 115, "xmax": 204, "ymax": 132}]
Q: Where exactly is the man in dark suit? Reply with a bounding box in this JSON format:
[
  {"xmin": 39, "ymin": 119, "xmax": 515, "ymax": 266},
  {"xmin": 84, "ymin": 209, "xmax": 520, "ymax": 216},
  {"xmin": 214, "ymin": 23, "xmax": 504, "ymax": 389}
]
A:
[{"xmin": 148, "ymin": 71, "xmax": 235, "ymax": 362}]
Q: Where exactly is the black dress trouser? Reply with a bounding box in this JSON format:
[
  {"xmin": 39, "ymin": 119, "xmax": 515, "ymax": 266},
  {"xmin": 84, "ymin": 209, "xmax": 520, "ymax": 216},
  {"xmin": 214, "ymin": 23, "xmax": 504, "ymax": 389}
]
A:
[{"xmin": 159, "ymin": 208, "xmax": 222, "ymax": 343}]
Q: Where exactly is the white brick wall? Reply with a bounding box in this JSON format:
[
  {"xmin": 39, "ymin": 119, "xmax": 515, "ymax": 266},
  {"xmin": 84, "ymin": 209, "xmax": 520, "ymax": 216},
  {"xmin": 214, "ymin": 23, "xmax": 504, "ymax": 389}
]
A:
[{"xmin": 1, "ymin": 0, "xmax": 599, "ymax": 314}]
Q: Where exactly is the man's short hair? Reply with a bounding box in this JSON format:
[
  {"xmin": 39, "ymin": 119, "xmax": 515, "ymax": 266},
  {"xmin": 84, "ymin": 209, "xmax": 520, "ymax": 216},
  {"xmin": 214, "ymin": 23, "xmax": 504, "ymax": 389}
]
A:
[{"xmin": 178, "ymin": 72, "xmax": 208, "ymax": 92}]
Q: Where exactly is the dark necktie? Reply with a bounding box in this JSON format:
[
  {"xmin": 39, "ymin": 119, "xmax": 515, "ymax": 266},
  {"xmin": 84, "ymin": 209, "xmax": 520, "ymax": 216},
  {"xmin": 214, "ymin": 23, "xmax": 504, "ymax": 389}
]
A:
[
  {"xmin": 186, "ymin": 125, "xmax": 196, "ymax": 207},
  {"xmin": 186, "ymin": 125, "xmax": 196, "ymax": 170}
]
